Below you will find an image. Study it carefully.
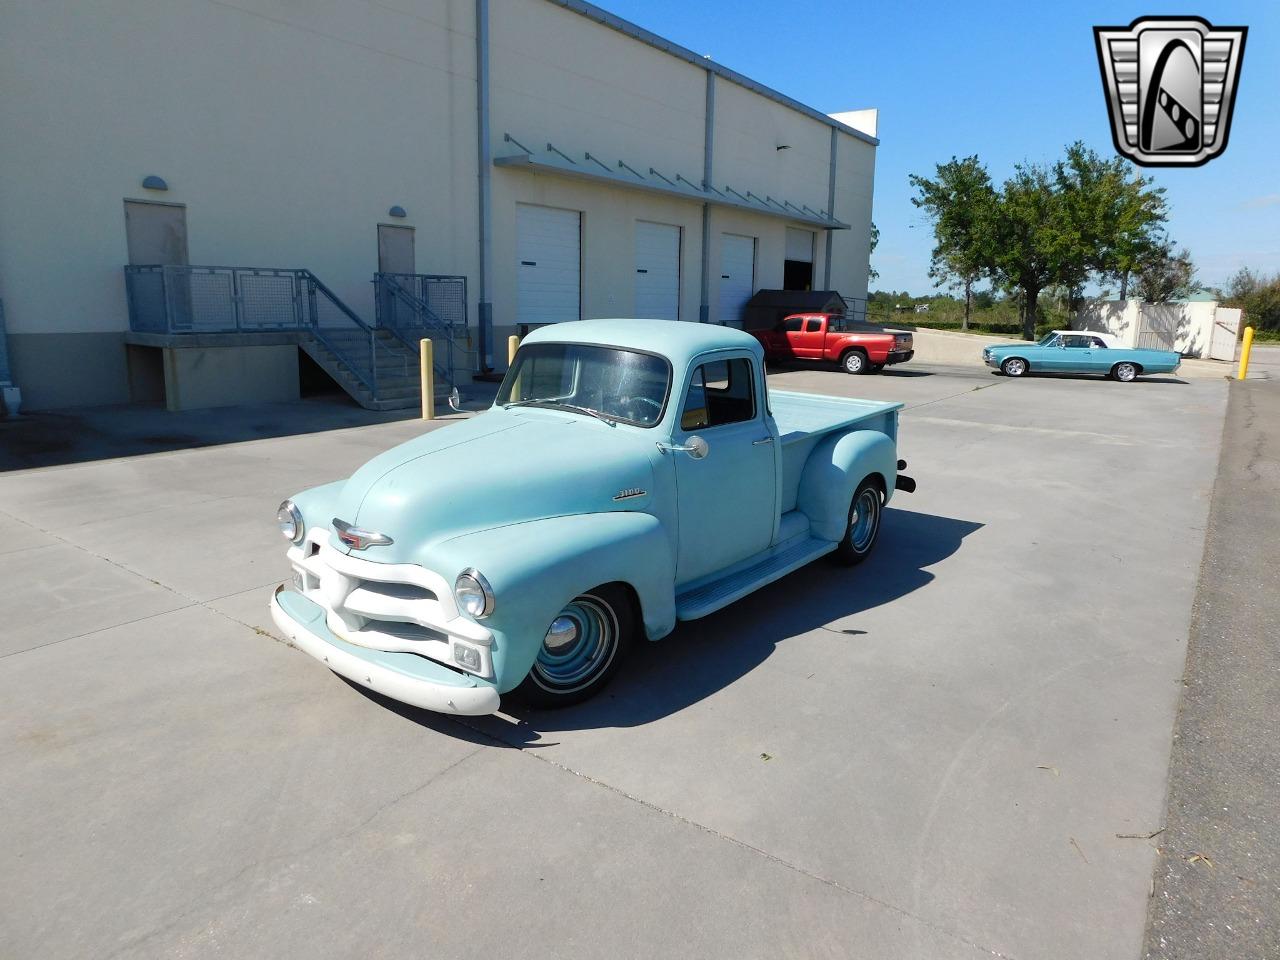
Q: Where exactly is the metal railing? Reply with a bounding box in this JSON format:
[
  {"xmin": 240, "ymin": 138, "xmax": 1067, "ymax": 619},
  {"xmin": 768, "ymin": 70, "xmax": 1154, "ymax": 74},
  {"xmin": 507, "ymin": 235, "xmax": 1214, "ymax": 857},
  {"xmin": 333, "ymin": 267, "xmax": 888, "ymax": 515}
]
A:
[
  {"xmin": 124, "ymin": 264, "xmax": 392, "ymax": 397},
  {"xmin": 374, "ymin": 272, "xmax": 474, "ymax": 386}
]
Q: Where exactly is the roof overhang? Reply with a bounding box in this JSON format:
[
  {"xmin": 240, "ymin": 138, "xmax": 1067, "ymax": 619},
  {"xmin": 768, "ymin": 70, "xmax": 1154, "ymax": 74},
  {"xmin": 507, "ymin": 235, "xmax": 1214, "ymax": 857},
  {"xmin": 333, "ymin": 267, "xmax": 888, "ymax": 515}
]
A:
[{"xmin": 494, "ymin": 143, "xmax": 850, "ymax": 231}]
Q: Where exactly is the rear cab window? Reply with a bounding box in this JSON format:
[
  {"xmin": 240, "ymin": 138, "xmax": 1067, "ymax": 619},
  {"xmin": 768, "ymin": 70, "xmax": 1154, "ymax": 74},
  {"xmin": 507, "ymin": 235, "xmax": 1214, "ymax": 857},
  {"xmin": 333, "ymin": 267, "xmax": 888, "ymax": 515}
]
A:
[{"xmin": 680, "ymin": 357, "xmax": 757, "ymax": 430}]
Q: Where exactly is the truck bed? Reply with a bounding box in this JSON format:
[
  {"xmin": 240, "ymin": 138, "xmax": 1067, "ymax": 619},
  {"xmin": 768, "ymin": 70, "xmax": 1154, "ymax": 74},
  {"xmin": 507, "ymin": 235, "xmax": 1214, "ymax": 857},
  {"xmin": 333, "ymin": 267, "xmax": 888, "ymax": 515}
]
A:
[
  {"xmin": 770, "ymin": 390, "xmax": 902, "ymax": 444},
  {"xmin": 770, "ymin": 391, "xmax": 902, "ymax": 516}
]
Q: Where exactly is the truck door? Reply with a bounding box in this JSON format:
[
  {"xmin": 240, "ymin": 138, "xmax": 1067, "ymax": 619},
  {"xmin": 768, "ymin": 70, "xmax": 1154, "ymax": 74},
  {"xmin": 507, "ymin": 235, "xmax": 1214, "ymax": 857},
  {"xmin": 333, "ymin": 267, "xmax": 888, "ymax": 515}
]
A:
[
  {"xmin": 779, "ymin": 316, "xmax": 804, "ymax": 358},
  {"xmin": 672, "ymin": 354, "xmax": 777, "ymax": 584},
  {"xmin": 798, "ymin": 316, "xmax": 826, "ymax": 359}
]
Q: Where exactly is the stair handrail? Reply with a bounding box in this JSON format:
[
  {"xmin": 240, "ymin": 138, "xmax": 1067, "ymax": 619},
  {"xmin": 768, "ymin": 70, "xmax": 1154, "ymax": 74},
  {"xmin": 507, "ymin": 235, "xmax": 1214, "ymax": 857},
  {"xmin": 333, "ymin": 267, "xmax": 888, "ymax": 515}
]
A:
[
  {"xmin": 299, "ymin": 269, "xmax": 379, "ymax": 396},
  {"xmin": 376, "ymin": 274, "xmax": 478, "ymax": 387}
]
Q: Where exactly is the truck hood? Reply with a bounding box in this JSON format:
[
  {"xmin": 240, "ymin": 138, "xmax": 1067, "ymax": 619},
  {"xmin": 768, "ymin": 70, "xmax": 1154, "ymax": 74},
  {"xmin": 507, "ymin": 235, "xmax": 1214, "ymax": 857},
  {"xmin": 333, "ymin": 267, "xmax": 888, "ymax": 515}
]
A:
[{"xmin": 326, "ymin": 409, "xmax": 655, "ymax": 561}]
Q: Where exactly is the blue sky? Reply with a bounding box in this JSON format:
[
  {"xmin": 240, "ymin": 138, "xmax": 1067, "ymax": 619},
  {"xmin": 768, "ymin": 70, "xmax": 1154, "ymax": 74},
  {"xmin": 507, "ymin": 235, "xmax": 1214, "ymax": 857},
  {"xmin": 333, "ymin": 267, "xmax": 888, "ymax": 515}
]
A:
[{"xmin": 601, "ymin": 0, "xmax": 1279, "ymax": 295}]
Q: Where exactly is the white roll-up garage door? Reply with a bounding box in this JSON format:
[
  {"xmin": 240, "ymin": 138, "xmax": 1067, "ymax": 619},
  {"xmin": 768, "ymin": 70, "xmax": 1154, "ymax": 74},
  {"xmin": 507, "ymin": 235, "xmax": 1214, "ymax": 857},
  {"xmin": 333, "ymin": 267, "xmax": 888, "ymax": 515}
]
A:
[
  {"xmin": 634, "ymin": 221, "xmax": 681, "ymax": 321},
  {"xmin": 718, "ymin": 233, "xmax": 756, "ymax": 327},
  {"xmin": 517, "ymin": 204, "xmax": 580, "ymax": 324},
  {"xmin": 785, "ymin": 227, "xmax": 815, "ymax": 263}
]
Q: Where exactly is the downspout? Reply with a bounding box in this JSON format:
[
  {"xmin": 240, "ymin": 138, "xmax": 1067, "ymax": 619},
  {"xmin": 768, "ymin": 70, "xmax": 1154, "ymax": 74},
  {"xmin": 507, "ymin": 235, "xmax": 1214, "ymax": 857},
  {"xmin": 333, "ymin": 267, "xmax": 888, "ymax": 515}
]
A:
[
  {"xmin": 0, "ymin": 293, "xmax": 20, "ymax": 417},
  {"xmin": 822, "ymin": 127, "xmax": 837, "ymax": 291},
  {"xmin": 698, "ymin": 70, "xmax": 715, "ymax": 323},
  {"xmin": 475, "ymin": 0, "xmax": 494, "ymax": 371}
]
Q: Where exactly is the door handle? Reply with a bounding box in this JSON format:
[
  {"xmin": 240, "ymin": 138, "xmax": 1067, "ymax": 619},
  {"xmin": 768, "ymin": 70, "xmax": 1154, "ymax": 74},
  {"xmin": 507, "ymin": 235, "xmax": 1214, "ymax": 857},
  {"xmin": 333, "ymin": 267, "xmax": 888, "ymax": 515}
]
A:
[{"xmin": 752, "ymin": 436, "xmax": 775, "ymax": 445}]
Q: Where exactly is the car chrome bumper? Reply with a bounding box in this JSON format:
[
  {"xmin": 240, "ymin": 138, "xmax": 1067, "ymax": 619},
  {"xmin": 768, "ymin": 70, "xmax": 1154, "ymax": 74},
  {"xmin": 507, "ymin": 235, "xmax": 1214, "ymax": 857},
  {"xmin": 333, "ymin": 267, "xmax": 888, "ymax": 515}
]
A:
[{"xmin": 270, "ymin": 586, "xmax": 501, "ymax": 715}]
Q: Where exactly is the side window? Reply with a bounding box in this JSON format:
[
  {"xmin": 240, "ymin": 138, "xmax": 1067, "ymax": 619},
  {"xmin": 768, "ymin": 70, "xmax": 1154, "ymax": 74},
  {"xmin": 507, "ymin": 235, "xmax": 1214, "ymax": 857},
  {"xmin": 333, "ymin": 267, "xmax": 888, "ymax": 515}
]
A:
[
  {"xmin": 1091, "ymin": 337, "xmax": 1108, "ymax": 349},
  {"xmin": 805, "ymin": 319, "xmax": 823, "ymax": 333},
  {"xmin": 1062, "ymin": 335, "xmax": 1090, "ymax": 348},
  {"xmin": 784, "ymin": 317, "xmax": 803, "ymax": 332},
  {"xmin": 680, "ymin": 358, "xmax": 756, "ymax": 430}
]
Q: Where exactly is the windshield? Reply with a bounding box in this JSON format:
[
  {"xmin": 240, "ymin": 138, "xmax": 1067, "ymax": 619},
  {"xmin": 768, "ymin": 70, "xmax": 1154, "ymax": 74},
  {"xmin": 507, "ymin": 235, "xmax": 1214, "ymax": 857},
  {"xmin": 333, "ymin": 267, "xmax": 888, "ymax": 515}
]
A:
[{"xmin": 496, "ymin": 342, "xmax": 671, "ymax": 428}]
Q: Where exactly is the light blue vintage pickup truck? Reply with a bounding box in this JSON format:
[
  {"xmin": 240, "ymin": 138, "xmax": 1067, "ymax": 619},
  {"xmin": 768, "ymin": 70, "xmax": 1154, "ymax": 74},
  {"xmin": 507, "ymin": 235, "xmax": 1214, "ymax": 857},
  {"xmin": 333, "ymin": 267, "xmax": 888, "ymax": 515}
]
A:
[{"xmin": 270, "ymin": 320, "xmax": 914, "ymax": 715}]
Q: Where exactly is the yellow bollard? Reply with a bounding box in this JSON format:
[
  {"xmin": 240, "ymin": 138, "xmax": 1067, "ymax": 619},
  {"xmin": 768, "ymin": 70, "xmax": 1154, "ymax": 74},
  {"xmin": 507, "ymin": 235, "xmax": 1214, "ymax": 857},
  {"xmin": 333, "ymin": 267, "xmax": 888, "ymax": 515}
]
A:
[
  {"xmin": 1237, "ymin": 325, "xmax": 1255, "ymax": 380},
  {"xmin": 508, "ymin": 334, "xmax": 520, "ymax": 366},
  {"xmin": 419, "ymin": 338, "xmax": 434, "ymax": 420}
]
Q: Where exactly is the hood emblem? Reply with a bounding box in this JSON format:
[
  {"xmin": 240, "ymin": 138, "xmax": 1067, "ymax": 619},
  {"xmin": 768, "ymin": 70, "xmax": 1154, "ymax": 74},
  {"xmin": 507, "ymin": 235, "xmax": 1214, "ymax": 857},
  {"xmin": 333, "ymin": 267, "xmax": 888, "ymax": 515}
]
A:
[
  {"xmin": 332, "ymin": 518, "xmax": 394, "ymax": 550},
  {"xmin": 613, "ymin": 488, "xmax": 647, "ymax": 501}
]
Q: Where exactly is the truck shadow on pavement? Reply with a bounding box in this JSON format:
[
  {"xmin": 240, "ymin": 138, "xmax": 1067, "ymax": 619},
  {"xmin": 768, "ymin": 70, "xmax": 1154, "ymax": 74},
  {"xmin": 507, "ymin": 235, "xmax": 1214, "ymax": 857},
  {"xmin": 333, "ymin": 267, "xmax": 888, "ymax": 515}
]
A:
[{"xmin": 364, "ymin": 507, "xmax": 983, "ymax": 745}]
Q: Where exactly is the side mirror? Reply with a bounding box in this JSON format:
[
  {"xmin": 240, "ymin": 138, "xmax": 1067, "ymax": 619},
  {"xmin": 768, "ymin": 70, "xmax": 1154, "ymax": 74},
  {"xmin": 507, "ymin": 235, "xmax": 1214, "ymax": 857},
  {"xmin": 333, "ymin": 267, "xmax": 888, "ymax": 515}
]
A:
[{"xmin": 448, "ymin": 387, "xmax": 462, "ymax": 412}]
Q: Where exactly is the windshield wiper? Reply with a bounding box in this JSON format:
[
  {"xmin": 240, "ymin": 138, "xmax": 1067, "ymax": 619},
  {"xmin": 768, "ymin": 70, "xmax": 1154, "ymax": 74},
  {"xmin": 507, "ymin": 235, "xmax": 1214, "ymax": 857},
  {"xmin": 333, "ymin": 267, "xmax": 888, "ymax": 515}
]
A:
[{"xmin": 502, "ymin": 399, "xmax": 617, "ymax": 424}]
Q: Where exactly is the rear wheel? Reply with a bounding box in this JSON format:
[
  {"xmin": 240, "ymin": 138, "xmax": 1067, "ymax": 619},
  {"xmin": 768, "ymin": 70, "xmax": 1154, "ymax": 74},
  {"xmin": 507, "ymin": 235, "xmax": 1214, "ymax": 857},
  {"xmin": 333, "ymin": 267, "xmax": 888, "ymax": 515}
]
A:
[
  {"xmin": 1001, "ymin": 357, "xmax": 1028, "ymax": 377},
  {"xmin": 514, "ymin": 584, "xmax": 635, "ymax": 708},
  {"xmin": 831, "ymin": 478, "xmax": 882, "ymax": 566},
  {"xmin": 841, "ymin": 349, "xmax": 869, "ymax": 375},
  {"xmin": 1111, "ymin": 362, "xmax": 1138, "ymax": 382}
]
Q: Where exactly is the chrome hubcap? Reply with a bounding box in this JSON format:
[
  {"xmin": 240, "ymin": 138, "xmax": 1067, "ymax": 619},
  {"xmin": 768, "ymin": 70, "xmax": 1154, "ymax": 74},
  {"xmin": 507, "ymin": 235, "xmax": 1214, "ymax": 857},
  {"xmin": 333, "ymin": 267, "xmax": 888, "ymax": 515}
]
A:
[
  {"xmin": 1117, "ymin": 364, "xmax": 1135, "ymax": 381},
  {"xmin": 849, "ymin": 488, "xmax": 880, "ymax": 552},
  {"xmin": 533, "ymin": 596, "xmax": 618, "ymax": 692},
  {"xmin": 846, "ymin": 354, "xmax": 863, "ymax": 372},
  {"xmin": 1006, "ymin": 359, "xmax": 1025, "ymax": 376}
]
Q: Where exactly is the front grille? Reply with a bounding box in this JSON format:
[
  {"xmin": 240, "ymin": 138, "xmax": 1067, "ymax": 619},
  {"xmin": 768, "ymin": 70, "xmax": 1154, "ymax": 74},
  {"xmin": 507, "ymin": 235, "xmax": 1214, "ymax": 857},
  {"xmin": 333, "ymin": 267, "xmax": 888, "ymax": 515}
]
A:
[{"xmin": 287, "ymin": 529, "xmax": 494, "ymax": 679}]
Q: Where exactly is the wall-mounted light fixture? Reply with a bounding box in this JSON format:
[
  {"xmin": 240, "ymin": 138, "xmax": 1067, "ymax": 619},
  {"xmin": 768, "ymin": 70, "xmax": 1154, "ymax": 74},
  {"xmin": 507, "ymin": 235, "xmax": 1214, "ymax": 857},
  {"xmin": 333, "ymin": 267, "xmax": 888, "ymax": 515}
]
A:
[
  {"xmin": 141, "ymin": 175, "xmax": 169, "ymax": 191},
  {"xmin": 388, "ymin": 205, "xmax": 407, "ymax": 218}
]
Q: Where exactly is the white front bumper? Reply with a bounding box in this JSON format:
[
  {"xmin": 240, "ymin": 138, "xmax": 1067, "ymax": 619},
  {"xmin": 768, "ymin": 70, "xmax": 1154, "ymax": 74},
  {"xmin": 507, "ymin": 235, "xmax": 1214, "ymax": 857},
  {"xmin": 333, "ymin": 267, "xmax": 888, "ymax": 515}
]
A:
[{"xmin": 270, "ymin": 587, "xmax": 501, "ymax": 716}]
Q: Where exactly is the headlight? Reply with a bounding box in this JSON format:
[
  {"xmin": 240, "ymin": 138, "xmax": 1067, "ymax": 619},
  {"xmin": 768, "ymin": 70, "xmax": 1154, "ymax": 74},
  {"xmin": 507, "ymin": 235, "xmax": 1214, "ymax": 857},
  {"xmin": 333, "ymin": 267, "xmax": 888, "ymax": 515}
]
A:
[
  {"xmin": 277, "ymin": 500, "xmax": 304, "ymax": 544},
  {"xmin": 454, "ymin": 568, "xmax": 494, "ymax": 619}
]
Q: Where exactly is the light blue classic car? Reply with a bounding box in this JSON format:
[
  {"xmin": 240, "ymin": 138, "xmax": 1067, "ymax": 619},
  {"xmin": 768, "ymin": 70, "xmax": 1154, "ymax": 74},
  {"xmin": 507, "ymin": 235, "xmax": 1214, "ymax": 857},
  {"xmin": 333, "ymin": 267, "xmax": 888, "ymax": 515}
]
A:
[
  {"xmin": 270, "ymin": 319, "xmax": 914, "ymax": 715},
  {"xmin": 983, "ymin": 331, "xmax": 1181, "ymax": 381}
]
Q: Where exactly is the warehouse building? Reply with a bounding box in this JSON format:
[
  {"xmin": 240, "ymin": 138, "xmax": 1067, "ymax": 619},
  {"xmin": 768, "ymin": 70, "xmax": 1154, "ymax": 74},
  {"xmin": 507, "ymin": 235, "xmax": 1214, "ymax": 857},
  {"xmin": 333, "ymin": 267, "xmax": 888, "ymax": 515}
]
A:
[{"xmin": 0, "ymin": 0, "xmax": 878, "ymax": 412}]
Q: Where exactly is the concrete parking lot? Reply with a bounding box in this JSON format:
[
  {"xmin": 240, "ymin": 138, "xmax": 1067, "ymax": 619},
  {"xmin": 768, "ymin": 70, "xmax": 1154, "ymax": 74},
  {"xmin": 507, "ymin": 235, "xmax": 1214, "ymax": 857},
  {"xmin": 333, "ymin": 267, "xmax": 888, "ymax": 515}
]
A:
[{"xmin": 1, "ymin": 361, "xmax": 1230, "ymax": 959}]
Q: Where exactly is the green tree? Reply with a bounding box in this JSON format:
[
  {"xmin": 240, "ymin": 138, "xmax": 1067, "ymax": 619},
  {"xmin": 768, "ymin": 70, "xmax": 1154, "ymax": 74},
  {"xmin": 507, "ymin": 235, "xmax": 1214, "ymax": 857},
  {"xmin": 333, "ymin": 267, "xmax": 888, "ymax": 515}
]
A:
[
  {"xmin": 1222, "ymin": 267, "xmax": 1280, "ymax": 333},
  {"xmin": 868, "ymin": 221, "xmax": 880, "ymax": 283},
  {"xmin": 1053, "ymin": 143, "xmax": 1167, "ymax": 299},
  {"xmin": 1132, "ymin": 245, "xmax": 1199, "ymax": 302},
  {"xmin": 909, "ymin": 156, "xmax": 996, "ymax": 330}
]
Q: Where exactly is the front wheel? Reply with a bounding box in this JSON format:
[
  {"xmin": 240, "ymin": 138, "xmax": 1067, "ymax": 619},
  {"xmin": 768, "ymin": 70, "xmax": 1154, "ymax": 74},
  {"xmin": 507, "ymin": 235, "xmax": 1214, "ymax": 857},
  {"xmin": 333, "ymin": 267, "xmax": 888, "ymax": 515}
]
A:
[
  {"xmin": 841, "ymin": 350, "xmax": 869, "ymax": 375},
  {"xmin": 1001, "ymin": 357, "xmax": 1028, "ymax": 377},
  {"xmin": 1111, "ymin": 362, "xmax": 1138, "ymax": 382},
  {"xmin": 831, "ymin": 478, "xmax": 882, "ymax": 566},
  {"xmin": 514, "ymin": 584, "xmax": 635, "ymax": 709}
]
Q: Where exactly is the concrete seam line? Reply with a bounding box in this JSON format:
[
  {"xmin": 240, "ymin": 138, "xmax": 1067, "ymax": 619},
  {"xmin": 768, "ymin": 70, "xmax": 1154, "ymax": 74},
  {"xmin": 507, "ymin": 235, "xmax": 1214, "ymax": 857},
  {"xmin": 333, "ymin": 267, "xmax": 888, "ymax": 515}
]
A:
[
  {"xmin": 446, "ymin": 716, "xmax": 1019, "ymax": 960},
  {"xmin": 0, "ymin": 506, "xmax": 295, "ymax": 651}
]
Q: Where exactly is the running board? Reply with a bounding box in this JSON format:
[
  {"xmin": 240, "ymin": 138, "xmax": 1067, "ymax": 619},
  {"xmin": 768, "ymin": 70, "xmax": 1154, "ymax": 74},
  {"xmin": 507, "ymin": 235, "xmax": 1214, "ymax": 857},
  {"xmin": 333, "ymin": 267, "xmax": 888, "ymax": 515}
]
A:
[{"xmin": 675, "ymin": 536, "xmax": 837, "ymax": 621}]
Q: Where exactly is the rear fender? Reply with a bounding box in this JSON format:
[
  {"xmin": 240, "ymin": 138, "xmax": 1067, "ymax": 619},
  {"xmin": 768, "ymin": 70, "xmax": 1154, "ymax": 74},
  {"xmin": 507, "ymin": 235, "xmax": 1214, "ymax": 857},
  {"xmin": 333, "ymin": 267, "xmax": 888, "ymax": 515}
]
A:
[
  {"xmin": 421, "ymin": 512, "xmax": 675, "ymax": 692},
  {"xmin": 797, "ymin": 430, "xmax": 898, "ymax": 541}
]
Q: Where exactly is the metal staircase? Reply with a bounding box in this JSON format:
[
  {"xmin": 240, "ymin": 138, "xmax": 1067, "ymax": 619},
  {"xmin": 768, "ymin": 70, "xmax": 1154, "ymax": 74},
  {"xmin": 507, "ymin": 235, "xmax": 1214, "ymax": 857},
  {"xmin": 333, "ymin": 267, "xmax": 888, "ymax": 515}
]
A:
[{"xmin": 124, "ymin": 264, "xmax": 471, "ymax": 412}]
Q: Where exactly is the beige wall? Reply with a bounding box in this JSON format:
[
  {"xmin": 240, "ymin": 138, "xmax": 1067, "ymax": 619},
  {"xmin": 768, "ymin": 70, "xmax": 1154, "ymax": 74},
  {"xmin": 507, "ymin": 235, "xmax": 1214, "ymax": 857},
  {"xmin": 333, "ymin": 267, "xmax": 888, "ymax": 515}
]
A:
[{"xmin": 0, "ymin": 0, "xmax": 876, "ymax": 406}]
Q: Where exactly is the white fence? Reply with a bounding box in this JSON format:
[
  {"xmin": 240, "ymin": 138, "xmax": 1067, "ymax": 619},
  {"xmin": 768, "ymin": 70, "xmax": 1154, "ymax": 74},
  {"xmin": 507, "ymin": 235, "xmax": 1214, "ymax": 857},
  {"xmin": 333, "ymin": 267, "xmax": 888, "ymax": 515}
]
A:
[{"xmin": 1073, "ymin": 299, "xmax": 1241, "ymax": 361}]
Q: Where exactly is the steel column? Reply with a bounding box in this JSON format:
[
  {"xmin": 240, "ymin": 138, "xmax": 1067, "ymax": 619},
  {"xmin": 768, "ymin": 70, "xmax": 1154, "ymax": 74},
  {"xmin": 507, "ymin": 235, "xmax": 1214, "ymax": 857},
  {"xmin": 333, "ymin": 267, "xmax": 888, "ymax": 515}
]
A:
[
  {"xmin": 823, "ymin": 127, "xmax": 837, "ymax": 290},
  {"xmin": 699, "ymin": 70, "xmax": 715, "ymax": 323},
  {"xmin": 475, "ymin": 0, "xmax": 494, "ymax": 370}
]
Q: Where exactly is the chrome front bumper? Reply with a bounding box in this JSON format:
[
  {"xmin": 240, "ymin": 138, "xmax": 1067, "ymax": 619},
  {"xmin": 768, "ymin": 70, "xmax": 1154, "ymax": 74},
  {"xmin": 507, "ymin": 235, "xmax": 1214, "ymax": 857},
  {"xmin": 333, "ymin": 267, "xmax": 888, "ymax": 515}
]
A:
[{"xmin": 271, "ymin": 586, "xmax": 501, "ymax": 715}]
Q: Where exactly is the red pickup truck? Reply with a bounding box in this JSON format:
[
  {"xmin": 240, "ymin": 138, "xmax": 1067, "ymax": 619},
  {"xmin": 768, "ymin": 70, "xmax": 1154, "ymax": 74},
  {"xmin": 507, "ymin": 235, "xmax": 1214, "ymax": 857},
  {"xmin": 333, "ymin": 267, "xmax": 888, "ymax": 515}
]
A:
[{"xmin": 752, "ymin": 313, "xmax": 914, "ymax": 375}]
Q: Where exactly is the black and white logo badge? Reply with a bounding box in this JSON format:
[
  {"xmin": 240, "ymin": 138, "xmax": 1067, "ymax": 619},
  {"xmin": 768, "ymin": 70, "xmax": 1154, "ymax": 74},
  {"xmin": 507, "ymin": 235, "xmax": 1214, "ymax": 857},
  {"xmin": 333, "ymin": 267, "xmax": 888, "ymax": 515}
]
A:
[{"xmin": 1094, "ymin": 16, "xmax": 1247, "ymax": 167}]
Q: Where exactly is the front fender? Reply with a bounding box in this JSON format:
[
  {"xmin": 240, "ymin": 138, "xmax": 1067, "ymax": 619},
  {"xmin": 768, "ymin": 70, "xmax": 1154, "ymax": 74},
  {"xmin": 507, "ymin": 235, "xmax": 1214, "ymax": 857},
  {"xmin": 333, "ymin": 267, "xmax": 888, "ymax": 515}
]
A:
[
  {"xmin": 797, "ymin": 430, "xmax": 898, "ymax": 541},
  {"xmin": 420, "ymin": 512, "xmax": 675, "ymax": 693}
]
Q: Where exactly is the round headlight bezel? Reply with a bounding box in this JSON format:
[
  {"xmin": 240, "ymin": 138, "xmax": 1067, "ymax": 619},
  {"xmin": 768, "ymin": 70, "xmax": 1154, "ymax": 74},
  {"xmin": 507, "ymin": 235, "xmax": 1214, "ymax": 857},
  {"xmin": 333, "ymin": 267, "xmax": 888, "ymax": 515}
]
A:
[
  {"xmin": 454, "ymin": 568, "xmax": 495, "ymax": 620},
  {"xmin": 277, "ymin": 499, "xmax": 305, "ymax": 544}
]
